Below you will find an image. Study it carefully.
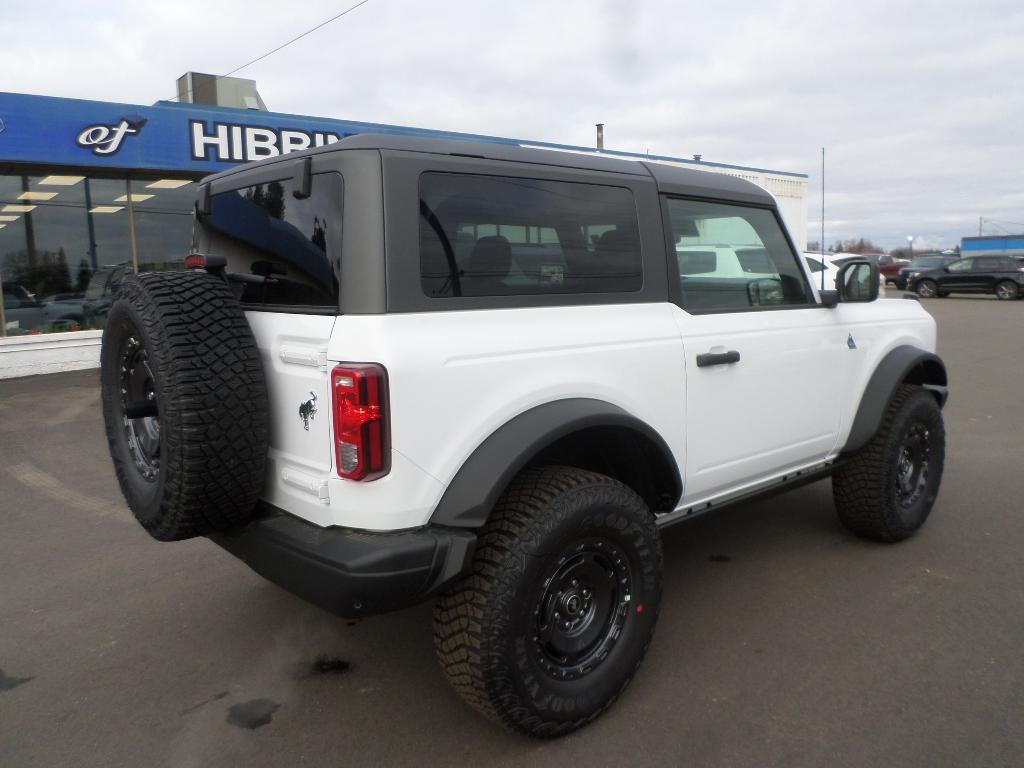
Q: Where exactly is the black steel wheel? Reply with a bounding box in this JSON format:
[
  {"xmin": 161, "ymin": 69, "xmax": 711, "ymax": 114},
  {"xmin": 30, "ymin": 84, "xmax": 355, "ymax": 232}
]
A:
[
  {"xmin": 118, "ymin": 333, "xmax": 161, "ymax": 482},
  {"xmin": 833, "ymin": 384, "xmax": 945, "ymax": 542},
  {"xmin": 894, "ymin": 423, "xmax": 931, "ymax": 510},
  {"xmin": 434, "ymin": 466, "xmax": 662, "ymax": 737},
  {"xmin": 531, "ymin": 538, "xmax": 633, "ymax": 682}
]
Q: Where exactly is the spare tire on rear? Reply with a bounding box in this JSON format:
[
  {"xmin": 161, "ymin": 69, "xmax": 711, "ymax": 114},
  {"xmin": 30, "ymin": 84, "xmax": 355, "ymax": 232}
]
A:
[{"xmin": 100, "ymin": 269, "xmax": 269, "ymax": 541}]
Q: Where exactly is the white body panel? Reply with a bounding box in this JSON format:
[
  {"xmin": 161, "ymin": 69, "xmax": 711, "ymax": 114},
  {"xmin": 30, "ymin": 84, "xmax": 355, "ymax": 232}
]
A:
[
  {"xmin": 326, "ymin": 303, "xmax": 685, "ymax": 530},
  {"xmin": 246, "ymin": 296, "xmax": 936, "ymax": 533}
]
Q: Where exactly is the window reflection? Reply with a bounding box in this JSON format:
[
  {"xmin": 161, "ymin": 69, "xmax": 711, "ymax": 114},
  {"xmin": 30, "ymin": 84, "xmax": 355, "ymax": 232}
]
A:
[{"xmin": 0, "ymin": 173, "xmax": 197, "ymax": 335}]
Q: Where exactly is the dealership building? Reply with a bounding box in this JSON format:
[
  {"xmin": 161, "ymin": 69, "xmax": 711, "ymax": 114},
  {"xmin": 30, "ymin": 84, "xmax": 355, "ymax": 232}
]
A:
[
  {"xmin": 960, "ymin": 234, "xmax": 1024, "ymax": 258},
  {"xmin": 0, "ymin": 76, "xmax": 808, "ymax": 377}
]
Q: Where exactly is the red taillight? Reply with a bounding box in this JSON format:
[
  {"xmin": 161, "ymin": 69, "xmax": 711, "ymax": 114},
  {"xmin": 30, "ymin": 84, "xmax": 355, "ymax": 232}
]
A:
[
  {"xmin": 331, "ymin": 364, "xmax": 390, "ymax": 481},
  {"xmin": 184, "ymin": 253, "xmax": 226, "ymax": 271}
]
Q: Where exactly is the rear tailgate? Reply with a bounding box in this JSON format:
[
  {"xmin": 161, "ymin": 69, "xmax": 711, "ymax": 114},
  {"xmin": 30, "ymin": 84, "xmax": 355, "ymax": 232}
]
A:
[{"xmin": 246, "ymin": 311, "xmax": 337, "ymax": 526}]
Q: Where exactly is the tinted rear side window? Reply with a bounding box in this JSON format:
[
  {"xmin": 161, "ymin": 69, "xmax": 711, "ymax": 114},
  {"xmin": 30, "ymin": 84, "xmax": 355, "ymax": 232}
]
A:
[
  {"xmin": 418, "ymin": 173, "xmax": 642, "ymax": 297},
  {"xmin": 199, "ymin": 173, "xmax": 342, "ymax": 309}
]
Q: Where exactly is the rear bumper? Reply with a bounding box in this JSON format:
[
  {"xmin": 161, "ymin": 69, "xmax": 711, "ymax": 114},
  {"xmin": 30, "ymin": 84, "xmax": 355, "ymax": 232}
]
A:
[{"xmin": 209, "ymin": 503, "xmax": 476, "ymax": 618}]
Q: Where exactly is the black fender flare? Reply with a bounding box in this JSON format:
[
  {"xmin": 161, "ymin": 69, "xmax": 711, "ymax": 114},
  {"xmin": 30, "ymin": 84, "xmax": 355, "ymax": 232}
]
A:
[
  {"xmin": 429, "ymin": 398, "xmax": 682, "ymax": 529},
  {"xmin": 842, "ymin": 345, "xmax": 948, "ymax": 454}
]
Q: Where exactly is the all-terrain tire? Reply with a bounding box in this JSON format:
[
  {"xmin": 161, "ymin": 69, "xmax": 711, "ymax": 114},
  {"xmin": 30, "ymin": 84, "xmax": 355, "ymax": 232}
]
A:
[
  {"xmin": 100, "ymin": 270, "xmax": 269, "ymax": 541},
  {"xmin": 833, "ymin": 384, "xmax": 945, "ymax": 542},
  {"xmin": 433, "ymin": 466, "xmax": 663, "ymax": 738}
]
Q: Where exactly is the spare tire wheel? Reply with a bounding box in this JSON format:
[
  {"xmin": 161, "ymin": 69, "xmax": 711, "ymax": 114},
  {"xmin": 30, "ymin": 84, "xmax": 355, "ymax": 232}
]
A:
[{"xmin": 100, "ymin": 270, "xmax": 269, "ymax": 541}]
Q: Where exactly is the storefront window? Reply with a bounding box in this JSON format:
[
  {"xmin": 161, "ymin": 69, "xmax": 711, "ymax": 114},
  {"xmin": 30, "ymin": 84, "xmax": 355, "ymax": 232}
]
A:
[
  {"xmin": 0, "ymin": 172, "xmax": 197, "ymax": 336},
  {"xmin": 132, "ymin": 178, "xmax": 198, "ymax": 273}
]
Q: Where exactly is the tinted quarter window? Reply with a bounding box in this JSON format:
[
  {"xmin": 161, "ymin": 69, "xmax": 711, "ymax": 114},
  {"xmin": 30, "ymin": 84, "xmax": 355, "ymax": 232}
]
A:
[
  {"xmin": 664, "ymin": 197, "xmax": 810, "ymax": 313},
  {"xmin": 418, "ymin": 173, "xmax": 642, "ymax": 297},
  {"xmin": 199, "ymin": 173, "xmax": 342, "ymax": 309}
]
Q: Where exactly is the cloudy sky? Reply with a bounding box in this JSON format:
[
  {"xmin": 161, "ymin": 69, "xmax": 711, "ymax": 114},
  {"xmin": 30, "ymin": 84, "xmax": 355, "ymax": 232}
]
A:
[{"xmin": 3, "ymin": 0, "xmax": 1022, "ymax": 250}]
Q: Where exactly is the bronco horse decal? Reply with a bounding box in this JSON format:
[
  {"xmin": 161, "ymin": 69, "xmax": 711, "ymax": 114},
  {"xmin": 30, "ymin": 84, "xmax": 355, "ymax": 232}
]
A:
[{"xmin": 299, "ymin": 392, "xmax": 317, "ymax": 431}]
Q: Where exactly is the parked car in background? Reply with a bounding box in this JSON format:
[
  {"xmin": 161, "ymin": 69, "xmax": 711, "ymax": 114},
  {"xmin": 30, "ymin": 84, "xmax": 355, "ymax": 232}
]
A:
[
  {"xmin": 803, "ymin": 252, "xmax": 841, "ymax": 292},
  {"xmin": 909, "ymin": 256, "xmax": 1024, "ymax": 300},
  {"xmin": 82, "ymin": 264, "xmax": 130, "ymax": 327},
  {"xmin": 877, "ymin": 255, "xmax": 910, "ymax": 285},
  {"xmin": 2, "ymin": 283, "xmax": 47, "ymax": 332},
  {"xmin": 831, "ymin": 254, "xmax": 883, "ymax": 292},
  {"xmin": 894, "ymin": 254, "xmax": 960, "ymax": 290},
  {"xmin": 40, "ymin": 293, "xmax": 87, "ymax": 329}
]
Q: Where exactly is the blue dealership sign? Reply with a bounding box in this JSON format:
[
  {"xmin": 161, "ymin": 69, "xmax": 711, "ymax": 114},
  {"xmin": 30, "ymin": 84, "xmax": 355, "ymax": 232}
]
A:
[{"xmin": 0, "ymin": 92, "xmax": 521, "ymax": 174}]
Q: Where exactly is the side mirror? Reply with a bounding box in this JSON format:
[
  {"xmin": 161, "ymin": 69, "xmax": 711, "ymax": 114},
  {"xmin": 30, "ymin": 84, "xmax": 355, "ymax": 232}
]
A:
[
  {"xmin": 836, "ymin": 259, "xmax": 879, "ymax": 303},
  {"xmin": 819, "ymin": 289, "xmax": 839, "ymax": 308},
  {"xmin": 747, "ymin": 277, "xmax": 785, "ymax": 307}
]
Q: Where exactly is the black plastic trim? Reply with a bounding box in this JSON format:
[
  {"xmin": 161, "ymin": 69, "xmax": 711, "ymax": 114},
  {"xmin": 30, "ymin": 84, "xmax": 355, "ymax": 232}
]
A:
[
  {"xmin": 696, "ymin": 350, "xmax": 740, "ymax": 367},
  {"xmin": 656, "ymin": 461, "xmax": 841, "ymax": 531},
  {"xmin": 429, "ymin": 398, "xmax": 682, "ymax": 529},
  {"xmin": 209, "ymin": 503, "xmax": 476, "ymax": 618},
  {"xmin": 842, "ymin": 346, "xmax": 948, "ymax": 454},
  {"xmin": 292, "ymin": 156, "xmax": 312, "ymax": 199}
]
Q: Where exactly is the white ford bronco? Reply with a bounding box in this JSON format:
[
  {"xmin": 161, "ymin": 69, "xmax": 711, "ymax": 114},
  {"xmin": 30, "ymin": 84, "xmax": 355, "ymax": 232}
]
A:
[{"xmin": 101, "ymin": 135, "xmax": 947, "ymax": 737}]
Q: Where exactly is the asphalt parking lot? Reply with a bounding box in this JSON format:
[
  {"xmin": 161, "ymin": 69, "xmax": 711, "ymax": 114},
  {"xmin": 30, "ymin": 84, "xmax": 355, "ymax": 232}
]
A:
[{"xmin": 1, "ymin": 296, "xmax": 1022, "ymax": 768}]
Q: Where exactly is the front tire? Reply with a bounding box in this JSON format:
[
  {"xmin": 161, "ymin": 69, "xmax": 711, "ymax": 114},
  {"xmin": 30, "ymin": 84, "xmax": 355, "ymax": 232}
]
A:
[
  {"xmin": 915, "ymin": 279, "xmax": 938, "ymax": 298},
  {"xmin": 833, "ymin": 385, "xmax": 945, "ymax": 542},
  {"xmin": 433, "ymin": 466, "xmax": 663, "ymax": 737}
]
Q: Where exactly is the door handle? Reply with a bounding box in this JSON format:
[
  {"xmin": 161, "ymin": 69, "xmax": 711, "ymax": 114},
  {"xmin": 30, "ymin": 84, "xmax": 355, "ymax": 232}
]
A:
[{"xmin": 696, "ymin": 350, "xmax": 741, "ymax": 368}]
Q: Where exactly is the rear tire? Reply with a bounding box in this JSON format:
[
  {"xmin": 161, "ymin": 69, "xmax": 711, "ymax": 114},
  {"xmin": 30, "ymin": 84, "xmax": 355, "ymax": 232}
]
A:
[
  {"xmin": 100, "ymin": 270, "xmax": 269, "ymax": 541},
  {"xmin": 995, "ymin": 280, "xmax": 1018, "ymax": 300},
  {"xmin": 833, "ymin": 385, "xmax": 944, "ymax": 542},
  {"xmin": 434, "ymin": 466, "xmax": 662, "ymax": 737}
]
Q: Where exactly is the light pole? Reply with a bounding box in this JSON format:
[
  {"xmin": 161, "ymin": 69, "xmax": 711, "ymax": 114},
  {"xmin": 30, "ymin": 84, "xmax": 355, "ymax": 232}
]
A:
[{"xmin": 907, "ymin": 235, "xmax": 914, "ymax": 260}]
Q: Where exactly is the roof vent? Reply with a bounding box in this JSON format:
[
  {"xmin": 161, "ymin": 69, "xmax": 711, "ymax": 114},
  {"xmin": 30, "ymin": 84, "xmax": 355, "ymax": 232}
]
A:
[{"xmin": 175, "ymin": 72, "xmax": 267, "ymax": 110}]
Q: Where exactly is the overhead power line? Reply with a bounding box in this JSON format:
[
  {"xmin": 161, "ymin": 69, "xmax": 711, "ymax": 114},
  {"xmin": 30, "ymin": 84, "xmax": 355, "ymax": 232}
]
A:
[{"xmin": 171, "ymin": 0, "xmax": 375, "ymax": 102}]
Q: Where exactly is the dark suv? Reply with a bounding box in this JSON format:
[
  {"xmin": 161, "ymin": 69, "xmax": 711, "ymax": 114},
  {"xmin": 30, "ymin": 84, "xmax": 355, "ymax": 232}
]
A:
[
  {"xmin": 894, "ymin": 254, "xmax": 960, "ymax": 290},
  {"xmin": 909, "ymin": 256, "xmax": 1024, "ymax": 300}
]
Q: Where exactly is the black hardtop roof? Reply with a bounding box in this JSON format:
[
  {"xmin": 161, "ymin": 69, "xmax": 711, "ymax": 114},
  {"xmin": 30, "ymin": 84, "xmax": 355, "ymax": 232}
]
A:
[{"xmin": 202, "ymin": 133, "xmax": 775, "ymax": 207}]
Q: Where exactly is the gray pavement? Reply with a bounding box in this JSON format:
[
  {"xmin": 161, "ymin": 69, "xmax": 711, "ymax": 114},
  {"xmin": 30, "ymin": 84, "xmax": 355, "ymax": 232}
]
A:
[{"xmin": 1, "ymin": 296, "xmax": 1022, "ymax": 767}]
